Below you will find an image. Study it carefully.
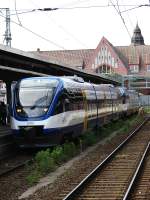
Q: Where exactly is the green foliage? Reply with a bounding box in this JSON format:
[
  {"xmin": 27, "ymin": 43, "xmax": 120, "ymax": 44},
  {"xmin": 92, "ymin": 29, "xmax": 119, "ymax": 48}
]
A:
[
  {"xmin": 82, "ymin": 130, "xmax": 97, "ymax": 146},
  {"xmin": 50, "ymin": 146, "xmax": 64, "ymax": 164},
  {"xmin": 26, "ymin": 170, "xmax": 42, "ymax": 186},
  {"xmin": 35, "ymin": 149, "xmax": 55, "ymax": 174},
  {"xmin": 63, "ymin": 142, "xmax": 77, "ymax": 159},
  {"xmin": 97, "ymin": 114, "xmax": 143, "ymax": 137},
  {"xmin": 26, "ymin": 142, "xmax": 78, "ymax": 185}
]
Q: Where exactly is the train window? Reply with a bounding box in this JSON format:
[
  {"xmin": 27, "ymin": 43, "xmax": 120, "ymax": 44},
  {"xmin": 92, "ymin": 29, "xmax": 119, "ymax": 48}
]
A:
[{"xmin": 53, "ymin": 88, "xmax": 85, "ymax": 115}]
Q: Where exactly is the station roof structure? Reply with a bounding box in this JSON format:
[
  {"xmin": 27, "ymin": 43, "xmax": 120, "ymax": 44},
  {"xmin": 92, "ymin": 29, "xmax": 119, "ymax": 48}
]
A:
[{"xmin": 0, "ymin": 43, "xmax": 120, "ymax": 85}]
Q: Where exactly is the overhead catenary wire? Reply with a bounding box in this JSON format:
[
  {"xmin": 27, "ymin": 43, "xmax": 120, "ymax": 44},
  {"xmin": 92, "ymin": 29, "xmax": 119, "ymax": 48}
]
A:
[
  {"xmin": 37, "ymin": 3, "xmax": 150, "ymax": 10},
  {"xmin": 14, "ymin": 0, "xmax": 22, "ymax": 26},
  {"xmin": 7, "ymin": 3, "xmax": 150, "ymax": 16},
  {"xmin": 121, "ymin": 4, "xmax": 149, "ymax": 13},
  {"xmin": 120, "ymin": 0, "xmax": 134, "ymax": 29},
  {"xmin": 0, "ymin": 2, "xmax": 149, "ymax": 50},
  {"xmin": 27, "ymin": 0, "xmax": 89, "ymax": 48},
  {"xmin": 0, "ymin": 11, "xmax": 66, "ymax": 50},
  {"xmin": 7, "ymin": 1, "xmax": 146, "ymax": 49},
  {"xmin": 109, "ymin": 0, "xmax": 131, "ymax": 39}
]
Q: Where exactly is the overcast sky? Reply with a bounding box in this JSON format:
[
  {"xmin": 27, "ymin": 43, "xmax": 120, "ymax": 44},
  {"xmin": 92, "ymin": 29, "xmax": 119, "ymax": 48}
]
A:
[{"xmin": 0, "ymin": 0, "xmax": 149, "ymax": 51}]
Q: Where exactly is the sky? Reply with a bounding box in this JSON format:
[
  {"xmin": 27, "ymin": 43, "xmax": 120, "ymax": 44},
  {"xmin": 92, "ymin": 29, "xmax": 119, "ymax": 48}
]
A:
[{"xmin": 0, "ymin": 0, "xmax": 150, "ymax": 51}]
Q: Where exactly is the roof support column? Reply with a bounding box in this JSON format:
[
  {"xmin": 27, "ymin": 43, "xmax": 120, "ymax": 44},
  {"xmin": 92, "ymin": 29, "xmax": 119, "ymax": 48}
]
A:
[{"xmin": 6, "ymin": 81, "xmax": 12, "ymax": 124}]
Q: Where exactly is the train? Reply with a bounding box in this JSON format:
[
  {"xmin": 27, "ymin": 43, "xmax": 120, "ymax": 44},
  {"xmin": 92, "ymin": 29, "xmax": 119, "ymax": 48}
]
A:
[{"xmin": 10, "ymin": 75, "xmax": 140, "ymax": 148}]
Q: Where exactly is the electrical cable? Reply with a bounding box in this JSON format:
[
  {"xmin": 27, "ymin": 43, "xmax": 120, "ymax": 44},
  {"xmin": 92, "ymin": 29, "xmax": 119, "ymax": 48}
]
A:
[
  {"xmin": 7, "ymin": 3, "xmax": 147, "ymax": 15},
  {"xmin": 120, "ymin": 0, "xmax": 134, "ymax": 29},
  {"xmin": 0, "ymin": 12, "xmax": 66, "ymax": 50},
  {"xmin": 121, "ymin": 4, "xmax": 148, "ymax": 13},
  {"xmin": 27, "ymin": 0, "xmax": 89, "ymax": 48},
  {"xmin": 14, "ymin": 0, "xmax": 22, "ymax": 26},
  {"xmin": 0, "ymin": 1, "xmax": 149, "ymax": 49},
  {"xmin": 109, "ymin": 0, "xmax": 131, "ymax": 38}
]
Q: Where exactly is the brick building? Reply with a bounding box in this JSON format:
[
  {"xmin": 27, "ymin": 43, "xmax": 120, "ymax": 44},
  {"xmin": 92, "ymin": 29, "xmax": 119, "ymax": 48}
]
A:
[{"xmin": 33, "ymin": 24, "xmax": 150, "ymax": 95}]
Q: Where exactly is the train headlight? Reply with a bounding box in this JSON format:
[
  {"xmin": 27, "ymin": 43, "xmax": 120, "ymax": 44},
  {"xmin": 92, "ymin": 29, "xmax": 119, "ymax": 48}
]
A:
[
  {"xmin": 17, "ymin": 108, "xmax": 22, "ymax": 113},
  {"xmin": 44, "ymin": 108, "xmax": 48, "ymax": 112}
]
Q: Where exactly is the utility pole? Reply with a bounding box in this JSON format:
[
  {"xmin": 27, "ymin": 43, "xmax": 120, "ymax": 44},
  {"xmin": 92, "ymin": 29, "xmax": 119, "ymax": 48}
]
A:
[{"xmin": 3, "ymin": 8, "xmax": 12, "ymax": 47}]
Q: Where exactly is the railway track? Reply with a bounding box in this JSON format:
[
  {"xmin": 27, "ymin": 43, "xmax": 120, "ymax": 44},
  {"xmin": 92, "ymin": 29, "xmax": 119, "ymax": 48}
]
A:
[
  {"xmin": 126, "ymin": 142, "xmax": 150, "ymax": 199},
  {"xmin": 60, "ymin": 118, "xmax": 150, "ymax": 200},
  {"xmin": 0, "ymin": 147, "xmax": 38, "ymax": 178},
  {"xmin": 0, "ymin": 127, "xmax": 16, "ymax": 160},
  {"xmin": 0, "ymin": 155, "xmax": 33, "ymax": 177}
]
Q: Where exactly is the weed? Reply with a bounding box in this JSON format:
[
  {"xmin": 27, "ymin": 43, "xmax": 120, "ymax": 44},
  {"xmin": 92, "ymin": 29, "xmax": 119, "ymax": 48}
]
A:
[
  {"xmin": 63, "ymin": 142, "xmax": 77, "ymax": 160},
  {"xmin": 35, "ymin": 149, "xmax": 55, "ymax": 174},
  {"xmin": 26, "ymin": 169, "xmax": 42, "ymax": 186},
  {"xmin": 50, "ymin": 146, "xmax": 64, "ymax": 164},
  {"xmin": 82, "ymin": 131, "xmax": 97, "ymax": 146}
]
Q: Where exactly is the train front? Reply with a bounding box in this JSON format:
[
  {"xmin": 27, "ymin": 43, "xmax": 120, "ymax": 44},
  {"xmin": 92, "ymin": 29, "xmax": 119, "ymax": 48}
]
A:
[{"xmin": 10, "ymin": 77, "xmax": 61, "ymax": 148}]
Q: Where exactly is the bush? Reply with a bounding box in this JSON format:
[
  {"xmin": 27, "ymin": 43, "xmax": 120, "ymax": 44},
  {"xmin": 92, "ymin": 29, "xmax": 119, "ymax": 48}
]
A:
[
  {"xmin": 63, "ymin": 142, "xmax": 77, "ymax": 159},
  {"xmin": 50, "ymin": 146, "xmax": 64, "ymax": 164},
  {"xmin": 35, "ymin": 149, "xmax": 55, "ymax": 174},
  {"xmin": 82, "ymin": 130, "xmax": 97, "ymax": 146}
]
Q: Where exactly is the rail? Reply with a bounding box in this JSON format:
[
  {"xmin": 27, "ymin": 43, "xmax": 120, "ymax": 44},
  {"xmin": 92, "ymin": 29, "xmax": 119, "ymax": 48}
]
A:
[
  {"xmin": 123, "ymin": 141, "xmax": 150, "ymax": 200},
  {"xmin": 63, "ymin": 118, "xmax": 148, "ymax": 200}
]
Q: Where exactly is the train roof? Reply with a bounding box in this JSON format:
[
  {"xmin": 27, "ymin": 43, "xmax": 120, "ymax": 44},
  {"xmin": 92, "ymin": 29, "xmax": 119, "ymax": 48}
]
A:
[{"xmin": 19, "ymin": 75, "xmax": 116, "ymax": 90}]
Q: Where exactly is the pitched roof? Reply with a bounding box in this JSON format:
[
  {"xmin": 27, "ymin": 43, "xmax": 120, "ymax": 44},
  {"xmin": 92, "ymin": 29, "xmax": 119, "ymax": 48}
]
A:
[
  {"xmin": 30, "ymin": 24, "xmax": 150, "ymax": 74},
  {"xmin": 30, "ymin": 43, "xmax": 150, "ymax": 71},
  {"xmin": 116, "ymin": 45, "xmax": 150, "ymax": 65},
  {"xmin": 31, "ymin": 49, "xmax": 94, "ymax": 68},
  {"xmin": 104, "ymin": 38, "xmax": 128, "ymax": 67}
]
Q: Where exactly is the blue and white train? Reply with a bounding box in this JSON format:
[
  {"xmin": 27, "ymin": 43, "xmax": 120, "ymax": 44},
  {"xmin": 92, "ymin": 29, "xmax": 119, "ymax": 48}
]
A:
[{"xmin": 10, "ymin": 75, "xmax": 140, "ymax": 148}]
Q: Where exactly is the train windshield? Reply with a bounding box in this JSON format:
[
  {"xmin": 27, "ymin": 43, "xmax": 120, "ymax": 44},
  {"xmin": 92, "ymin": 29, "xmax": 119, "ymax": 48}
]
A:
[{"xmin": 15, "ymin": 79, "xmax": 59, "ymax": 118}]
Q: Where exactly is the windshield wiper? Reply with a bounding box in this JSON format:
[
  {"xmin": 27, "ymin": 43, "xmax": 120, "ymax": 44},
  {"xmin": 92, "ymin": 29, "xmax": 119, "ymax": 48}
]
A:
[
  {"xmin": 30, "ymin": 95, "xmax": 48, "ymax": 109},
  {"xmin": 30, "ymin": 105, "xmax": 36, "ymax": 110}
]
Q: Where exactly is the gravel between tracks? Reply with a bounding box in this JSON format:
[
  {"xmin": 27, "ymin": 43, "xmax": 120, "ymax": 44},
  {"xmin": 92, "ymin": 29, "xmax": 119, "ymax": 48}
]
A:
[{"xmin": 0, "ymin": 121, "xmax": 142, "ymax": 200}]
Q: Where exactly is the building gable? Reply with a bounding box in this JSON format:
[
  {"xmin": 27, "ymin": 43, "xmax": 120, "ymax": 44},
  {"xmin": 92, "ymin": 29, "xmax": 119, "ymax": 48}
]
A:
[{"xmin": 85, "ymin": 37, "xmax": 128, "ymax": 75}]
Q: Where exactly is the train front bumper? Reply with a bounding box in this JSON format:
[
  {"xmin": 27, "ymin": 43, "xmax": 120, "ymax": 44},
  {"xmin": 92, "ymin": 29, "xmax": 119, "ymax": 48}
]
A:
[{"xmin": 12, "ymin": 126, "xmax": 62, "ymax": 148}]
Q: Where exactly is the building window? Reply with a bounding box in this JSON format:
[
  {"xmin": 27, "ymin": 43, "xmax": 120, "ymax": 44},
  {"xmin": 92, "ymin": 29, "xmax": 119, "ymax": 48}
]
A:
[
  {"xmin": 96, "ymin": 65, "xmax": 112, "ymax": 74},
  {"xmin": 130, "ymin": 65, "xmax": 139, "ymax": 73},
  {"xmin": 147, "ymin": 65, "xmax": 150, "ymax": 72}
]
